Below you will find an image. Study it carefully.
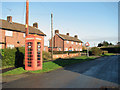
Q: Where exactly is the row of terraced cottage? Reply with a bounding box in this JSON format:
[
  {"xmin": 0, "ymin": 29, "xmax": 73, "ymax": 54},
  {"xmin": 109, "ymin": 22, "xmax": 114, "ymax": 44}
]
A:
[{"xmin": 0, "ymin": 16, "xmax": 83, "ymax": 53}]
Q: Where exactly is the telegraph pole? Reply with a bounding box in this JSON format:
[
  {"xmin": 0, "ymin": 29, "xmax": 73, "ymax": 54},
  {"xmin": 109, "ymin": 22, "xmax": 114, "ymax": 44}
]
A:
[
  {"xmin": 51, "ymin": 13, "xmax": 53, "ymax": 60},
  {"xmin": 25, "ymin": 0, "xmax": 29, "ymax": 36}
]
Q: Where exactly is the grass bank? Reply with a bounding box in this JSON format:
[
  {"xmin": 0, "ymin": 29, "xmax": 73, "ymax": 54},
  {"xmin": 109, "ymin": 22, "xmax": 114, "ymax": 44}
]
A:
[{"xmin": 2, "ymin": 56, "xmax": 97, "ymax": 76}]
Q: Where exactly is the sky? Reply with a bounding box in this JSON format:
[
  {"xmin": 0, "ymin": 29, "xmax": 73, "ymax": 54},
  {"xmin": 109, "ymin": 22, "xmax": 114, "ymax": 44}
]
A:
[{"xmin": 1, "ymin": 1, "xmax": 118, "ymax": 47}]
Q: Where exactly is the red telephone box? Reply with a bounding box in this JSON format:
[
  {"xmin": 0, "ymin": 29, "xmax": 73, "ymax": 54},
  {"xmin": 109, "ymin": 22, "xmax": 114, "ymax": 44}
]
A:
[{"xmin": 25, "ymin": 35, "xmax": 43, "ymax": 71}]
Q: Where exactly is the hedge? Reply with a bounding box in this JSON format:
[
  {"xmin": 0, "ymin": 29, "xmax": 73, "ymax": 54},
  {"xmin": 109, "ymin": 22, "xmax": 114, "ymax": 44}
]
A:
[
  {"xmin": 49, "ymin": 51, "xmax": 81, "ymax": 54},
  {"xmin": 1, "ymin": 47, "xmax": 51, "ymax": 67}
]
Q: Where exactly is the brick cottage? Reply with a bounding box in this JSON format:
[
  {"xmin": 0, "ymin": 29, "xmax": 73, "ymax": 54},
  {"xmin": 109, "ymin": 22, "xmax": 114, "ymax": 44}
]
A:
[
  {"xmin": 0, "ymin": 16, "xmax": 46, "ymax": 49},
  {"xmin": 49, "ymin": 30, "xmax": 83, "ymax": 51}
]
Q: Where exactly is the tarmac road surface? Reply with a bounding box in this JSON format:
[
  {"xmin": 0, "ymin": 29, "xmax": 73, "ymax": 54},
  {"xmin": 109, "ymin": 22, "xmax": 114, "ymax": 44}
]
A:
[{"xmin": 2, "ymin": 55, "xmax": 120, "ymax": 88}]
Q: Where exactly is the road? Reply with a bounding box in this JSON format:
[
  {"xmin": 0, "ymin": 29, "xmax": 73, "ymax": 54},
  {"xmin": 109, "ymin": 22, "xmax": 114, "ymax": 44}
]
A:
[{"xmin": 2, "ymin": 55, "xmax": 120, "ymax": 88}]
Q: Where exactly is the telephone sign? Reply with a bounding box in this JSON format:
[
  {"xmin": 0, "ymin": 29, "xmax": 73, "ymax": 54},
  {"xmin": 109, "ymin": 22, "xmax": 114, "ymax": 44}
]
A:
[{"xmin": 25, "ymin": 35, "xmax": 43, "ymax": 71}]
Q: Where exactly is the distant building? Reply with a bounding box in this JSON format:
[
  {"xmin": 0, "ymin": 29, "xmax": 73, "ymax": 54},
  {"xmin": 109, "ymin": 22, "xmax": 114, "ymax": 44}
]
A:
[
  {"xmin": 44, "ymin": 46, "xmax": 48, "ymax": 52},
  {"xmin": 0, "ymin": 16, "xmax": 46, "ymax": 49},
  {"xmin": 49, "ymin": 30, "xmax": 83, "ymax": 51}
]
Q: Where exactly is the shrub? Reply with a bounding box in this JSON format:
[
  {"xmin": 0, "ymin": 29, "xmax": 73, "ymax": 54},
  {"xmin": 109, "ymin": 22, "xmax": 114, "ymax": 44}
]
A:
[
  {"xmin": 2, "ymin": 47, "xmax": 51, "ymax": 67},
  {"xmin": 50, "ymin": 51, "xmax": 80, "ymax": 54},
  {"xmin": 42, "ymin": 51, "xmax": 51, "ymax": 60},
  {"xmin": 91, "ymin": 47, "xmax": 102, "ymax": 56},
  {"xmin": 2, "ymin": 47, "xmax": 25, "ymax": 67}
]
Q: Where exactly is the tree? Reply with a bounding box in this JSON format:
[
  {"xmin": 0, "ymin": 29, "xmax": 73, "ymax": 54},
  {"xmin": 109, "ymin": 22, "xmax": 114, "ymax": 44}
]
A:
[{"xmin": 97, "ymin": 41, "xmax": 113, "ymax": 47}]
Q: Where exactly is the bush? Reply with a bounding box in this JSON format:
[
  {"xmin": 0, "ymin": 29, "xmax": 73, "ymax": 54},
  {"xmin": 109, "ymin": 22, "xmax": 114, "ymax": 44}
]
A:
[
  {"xmin": 2, "ymin": 47, "xmax": 25, "ymax": 67},
  {"xmin": 50, "ymin": 51, "xmax": 80, "ymax": 54},
  {"xmin": 42, "ymin": 51, "xmax": 51, "ymax": 60},
  {"xmin": 2, "ymin": 47, "xmax": 51, "ymax": 67},
  {"xmin": 91, "ymin": 47, "xmax": 102, "ymax": 56}
]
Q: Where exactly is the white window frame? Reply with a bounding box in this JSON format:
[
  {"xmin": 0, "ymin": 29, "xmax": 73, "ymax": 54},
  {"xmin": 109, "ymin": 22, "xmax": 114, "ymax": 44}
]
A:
[
  {"xmin": 66, "ymin": 41, "xmax": 69, "ymax": 44},
  {"xmin": 76, "ymin": 42, "xmax": 78, "ymax": 45},
  {"xmin": 5, "ymin": 31, "xmax": 13, "ymax": 37},
  {"xmin": 80, "ymin": 48, "xmax": 82, "ymax": 51},
  {"xmin": 23, "ymin": 33, "xmax": 25, "ymax": 38},
  {"xmin": 79, "ymin": 43, "xmax": 81, "ymax": 45},
  {"xmin": 71, "ymin": 41, "xmax": 74, "ymax": 44},
  {"xmin": 7, "ymin": 44, "xmax": 14, "ymax": 49},
  {"xmin": 65, "ymin": 48, "xmax": 68, "ymax": 51}
]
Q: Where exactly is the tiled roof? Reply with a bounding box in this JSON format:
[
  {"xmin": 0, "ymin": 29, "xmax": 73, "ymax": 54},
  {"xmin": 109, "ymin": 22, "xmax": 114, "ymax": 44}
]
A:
[
  {"xmin": 57, "ymin": 34, "xmax": 83, "ymax": 43},
  {"xmin": 0, "ymin": 19, "xmax": 46, "ymax": 36}
]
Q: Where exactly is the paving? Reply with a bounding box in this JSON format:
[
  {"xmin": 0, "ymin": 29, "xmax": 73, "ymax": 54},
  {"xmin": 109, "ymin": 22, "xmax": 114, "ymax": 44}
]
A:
[{"xmin": 2, "ymin": 55, "xmax": 120, "ymax": 88}]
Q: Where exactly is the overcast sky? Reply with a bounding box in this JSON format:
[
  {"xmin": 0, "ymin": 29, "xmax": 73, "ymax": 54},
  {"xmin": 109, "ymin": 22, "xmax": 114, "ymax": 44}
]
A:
[{"xmin": 1, "ymin": 2, "xmax": 118, "ymax": 47}]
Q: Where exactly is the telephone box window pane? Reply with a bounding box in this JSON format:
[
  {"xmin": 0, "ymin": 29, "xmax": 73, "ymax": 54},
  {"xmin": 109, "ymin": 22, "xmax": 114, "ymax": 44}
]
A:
[
  {"xmin": 37, "ymin": 64, "xmax": 40, "ymax": 66},
  {"xmin": 28, "ymin": 49, "xmax": 32, "ymax": 51},
  {"xmin": 28, "ymin": 52, "xmax": 32, "ymax": 54},
  {"xmin": 28, "ymin": 61, "xmax": 31, "ymax": 63},
  {"xmin": 37, "ymin": 52, "xmax": 40, "ymax": 54},
  {"xmin": 37, "ymin": 55, "xmax": 40, "ymax": 57},
  {"xmin": 28, "ymin": 42, "xmax": 32, "ymax": 45},
  {"xmin": 28, "ymin": 65, "xmax": 31, "ymax": 67},
  {"xmin": 37, "ymin": 58, "xmax": 40, "ymax": 60},
  {"xmin": 28, "ymin": 55, "xmax": 33, "ymax": 57},
  {"xmin": 38, "ymin": 49, "xmax": 41, "ymax": 51},
  {"xmin": 28, "ymin": 58, "xmax": 32, "ymax": 60}
]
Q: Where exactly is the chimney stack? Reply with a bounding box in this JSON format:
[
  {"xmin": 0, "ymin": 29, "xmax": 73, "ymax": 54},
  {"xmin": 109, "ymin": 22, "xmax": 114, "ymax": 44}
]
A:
[
  {"xmin": 55, "ymin": 30, "xmax": 59, "ymax": 34},
  {"xmin": 7, "ymin": 16, "xmax": 12, "ymax": 22},
  {"xmin": 66, "ymin": 33, "xmax": 69, "ymax": 36},
  {"xmin": 33, "ymin": 22, "xmax": 38, "ymax": 28},
  {"xmin": 74, "ymin": 35, "xmax": 78, "ymax": 38}
]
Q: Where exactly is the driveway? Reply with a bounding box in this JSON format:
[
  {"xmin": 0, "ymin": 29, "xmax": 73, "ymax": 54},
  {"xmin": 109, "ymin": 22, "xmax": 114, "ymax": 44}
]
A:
[{"xmin": 2, "ymin": 55, "xmax": 120, "ymax": 88}]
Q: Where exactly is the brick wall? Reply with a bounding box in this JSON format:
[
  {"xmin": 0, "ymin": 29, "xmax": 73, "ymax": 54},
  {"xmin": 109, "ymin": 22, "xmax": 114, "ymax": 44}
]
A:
[
  {"xmin": 49, "ymin": 34, "xmax": 64, "ymax": 51},
  {"xmin": 49, "ymin": 34, "xmax": 83, "ymax": 51},
  {"xmin": 64, "ymin": 41, "xmax": 82, "ymax": 51},
  {"xmin": 0, "ymin": 29, "xmax": 44, "ymax": 50},
  {"xmin": 53, "ymin": 53, "xmax": 81, "ymax": 59}
]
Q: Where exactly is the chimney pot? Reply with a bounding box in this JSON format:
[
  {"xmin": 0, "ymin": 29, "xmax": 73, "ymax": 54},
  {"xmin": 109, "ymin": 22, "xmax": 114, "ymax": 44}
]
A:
[
  {"xmin": 74, "ymin": 35, "xmax": 78, "ymax": 38},
  {"xmin": 66, "ymin": 33, "xmax": 69, "ymax": 36},
  {"xmin": 7, "ymin": 16, "xmax": 12, "ymax": 22},
  {"xmin": 33, "ymin": 22, "xmax": 38, "ymax": 28},
  {"xmin": 55, "ymin": 30, "xmax": 59, "ymax": 34}
]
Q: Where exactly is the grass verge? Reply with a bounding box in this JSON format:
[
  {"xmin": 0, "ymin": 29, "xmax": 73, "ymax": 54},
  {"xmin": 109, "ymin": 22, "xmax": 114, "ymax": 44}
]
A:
[
  {"xmin": 2, "ymin": 56, "xmax": 97, "ymax": 76},
  {"xmin": 101, "ymin": 53, "xmax": 116, "ymax": 56}
]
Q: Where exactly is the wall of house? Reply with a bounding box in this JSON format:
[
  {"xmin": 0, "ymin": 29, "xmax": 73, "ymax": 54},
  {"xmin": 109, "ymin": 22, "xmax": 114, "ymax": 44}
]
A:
[
  {"xmin": 0, "ymin": 29, "xmax": 5, "ymax": 49},
  {"xmin": 64, "ymin": 40, "xmax": 82, "ymax": 51},
  {"xmin": 49, "ymin": 34, "xmax": 64, "ymax": 51},
  {"xmin": 0, "ymin": 29, "xmax": 44, "ymax": 50}
]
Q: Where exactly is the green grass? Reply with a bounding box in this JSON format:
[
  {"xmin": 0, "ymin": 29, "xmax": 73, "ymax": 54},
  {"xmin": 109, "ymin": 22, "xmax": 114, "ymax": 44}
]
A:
[
  {"xmin": 101, "ymin": 53, "xmax": 116, "ymax": 56},
  {"xmin": 2, "ymin": 56, "xmax": 97, "ymax": 76}
]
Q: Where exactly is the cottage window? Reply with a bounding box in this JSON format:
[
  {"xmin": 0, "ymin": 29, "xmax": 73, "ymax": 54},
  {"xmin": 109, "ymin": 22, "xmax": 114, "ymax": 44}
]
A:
[
  {"xmin": 7, "ymin": 44, "xmax": 14, "ymax": 49},
  {"xmin": 5, "ymin": 31, "xmax": 13, "ymax": 36},
  {"xmin": 67, "ymin": 41, "xmax": 69, "ymax": 44},
  {"xmin": 76, "ymin": 48, "xmax": 77, "ymax": 51},
  {"xmin": 76, "ymin": 42, "xmax": 78, "ymax": 45},
  {"xmin": 0, "ymin": 45, "xmax": 2, "ymax": 49},
  {"xmin": 71, "ymin": 41, "xmax": 74, "ymax": 44},
  {"xmin": 23, "ymin": 33, "xmax": 25, "ymax": 38},
  {"xmin": 65, "ymin": 48, "xmax": 68, "ymax": 51},
  {"xmin": 80, "ymin": 48, "xmax": 82, "ymax": 51},
  {"xmin": 79, "ymin": 43, "xmax": 81, "ymax": 45}
]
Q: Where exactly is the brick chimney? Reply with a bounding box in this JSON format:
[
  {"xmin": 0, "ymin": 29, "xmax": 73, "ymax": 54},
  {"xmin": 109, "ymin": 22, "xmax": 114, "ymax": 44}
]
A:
[
  {"xmin": 66, "ymin": 33, "xmax": 69, "ymax": 36},
  {"xmin": 33, "ymin": 22, "xmax": 38, "ymax": 28},
  {"xmin": 74, "ymin": 35, "xmax": 78, "ymax": 38},
  {"xmin": 7, "ymin": 16, "xmax": 12, "ymax": 22},
  {"xmin": 55, "ymin": 30, "xmax": 59, "ymax": 34}
]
